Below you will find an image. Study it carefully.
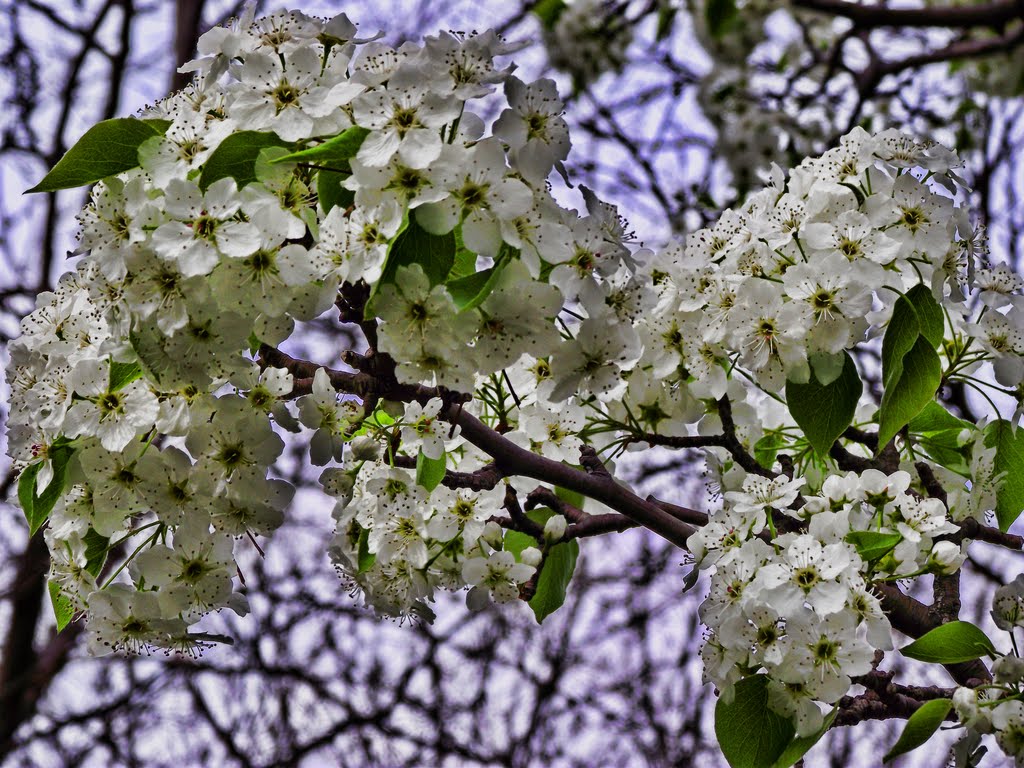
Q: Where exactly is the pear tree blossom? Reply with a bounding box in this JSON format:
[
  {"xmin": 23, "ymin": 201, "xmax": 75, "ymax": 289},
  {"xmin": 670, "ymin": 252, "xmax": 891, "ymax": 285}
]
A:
[{"xmin": 8, "ymin": 8, "xmax": 1024, "ymax": 768}]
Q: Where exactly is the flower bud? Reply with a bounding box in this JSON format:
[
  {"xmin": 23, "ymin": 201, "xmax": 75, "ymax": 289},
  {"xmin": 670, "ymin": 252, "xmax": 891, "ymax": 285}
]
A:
[
  {"xmin": 928, "ymin": 540, "xmax": 965, "ymax": 574},
  {"xmin": 481, "ymin": 521, "xmax": 504, "ymax": 549},
  {"xmin": 519, "ymin": 547, "xmax": 542, "ymax": 568},
  {"xmin": 543, "ymin": 513, "xmax": 567, "ymax": 543},
  {"xmin": 349, "ymin": 435, "xmax": 380, "ymax": 461}
]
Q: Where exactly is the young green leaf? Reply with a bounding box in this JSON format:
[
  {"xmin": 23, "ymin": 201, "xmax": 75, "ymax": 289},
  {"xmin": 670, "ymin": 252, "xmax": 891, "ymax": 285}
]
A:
[
  {"xmin": 705, "ymin": 0, "xmax": 740, "ymax": 39},
  {"xmin": 501, "ymin": 508, "xmax": 579, "ymax": 623},
  {"xmin": 846, "ymin": 531, "xmax": 902, "ymax": 563},
  {"xmin": 48, "ymin": 581, "xmax": 76, "ymax": 633},
  {"xmin": 317, "ymin": 168, "xmax": 354, "ymax": 215},
  {"xmin": 26, "ymin": 117, "xmax": 162, "ymax": 193},
  {"xmin": 900, "ymin": 621, "xmax": 997, "ymax": 664},
  {"xmin": 531, "ymin": 0, "xmax": 567, "ymax": 28},
  {"xmin": 986, "ymin": 420, "xmax": 1024, "ymax": 531},
  {"xmin": 881, "ymin": 291, "xmax": 921, "ymax": 386},
  {"xmin": 18, "ymin": 441, "xmax": 76, "ymax": 536},
  {"xmin": 877, "ymin": 336, "xmax": 941, "ymax": 450},
  {"xmin": 415, "ymin": 449, "xmax": 447, "ymax": 492},
  {"xmin": 357, "ymin": 527, "xmax": 375, "ymax": 574},
  {"xmin": 905, "ymin": 284, "xmax": 945, "ymax": 349},
  {"xmin": 83, "ymin": 528, "xmax": 111, "ymax": 578},
  {"xmin": 715, "ymin": 675, "xmax": 796, "ymax": 768},
  {"xmin": 271, "ymin": 126, "xmax": 370, "ymax": 166},
  {"xmin": 199, "ymin": 131, "xmax": 289, "ymax": 191},
  {"xmin": 109, "ymin": 360, "xmax": 143, "ymax": 392},
  {"xmin": 446, "ymin": 247, "xmax": 514, "ymax": 311},
  {"xmin": 754, "ymin": 431, "xmax": 787, "ymax": 470},
  {"xmin": 770, "ymin": 708, "xmax": 836, "ymax": 768},
  {"xmin": 884, "ymin": 698, "xmax": 953, "ymax": 762},
  {"xmin": 17, "ymin": 463, "xmax": 42, "ymax": 533},
  {"xmin": 786, "ymin": 351, "xmax": 862, "ymax": 458}
]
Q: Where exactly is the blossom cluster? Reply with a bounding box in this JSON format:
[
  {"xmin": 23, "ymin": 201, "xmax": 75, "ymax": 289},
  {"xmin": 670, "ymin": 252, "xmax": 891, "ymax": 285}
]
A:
[
  {"xmin": 6, "ymin": 6, "xmax": 1024, "ymax": 764},
  {"xmin": 690, "ymin": 469, "xmax": 964, "ymax": 735}
]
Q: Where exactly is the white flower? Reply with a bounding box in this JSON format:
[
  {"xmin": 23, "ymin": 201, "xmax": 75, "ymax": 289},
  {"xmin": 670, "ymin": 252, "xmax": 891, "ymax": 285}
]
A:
[
  {"xmin": 400, "ymin": 398, "xmax": 454, "ymax": 460},
  {"xmin": 152, "ymin": 178, "xmax": 261, "ymax": 276},
  {"xmin": 462, "ymin": 550, "xmax": 535, "ymax": 610}
]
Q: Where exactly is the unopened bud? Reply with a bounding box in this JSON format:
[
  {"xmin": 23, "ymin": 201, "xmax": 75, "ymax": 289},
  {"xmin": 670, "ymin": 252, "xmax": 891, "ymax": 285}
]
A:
[
  {"xmin": 544, "ymin": 514, "xmax": 567, "ymax": 543},
  {"xmin": 520, "ymin": 547, "xmax": 542, "ymax": 568}
]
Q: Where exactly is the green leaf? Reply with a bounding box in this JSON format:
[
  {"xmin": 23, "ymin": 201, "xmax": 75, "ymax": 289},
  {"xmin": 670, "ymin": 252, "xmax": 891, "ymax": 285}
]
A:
[
  {"xmin": 415, "ymin": 449, "xmax": 447, "ymax": 492},
  {"xmin": 109, "ymin": 360, "xmax": 142, "ymax": 392},
  {"xmin": 715, "ymin": 675, "xmax": 796, "ymax": 768},
  {"xmin": 770, "ymin": 708, "xmax": 836, "ymax": 768},
  {"xmin": 18, "ymin": 463, "xmax": 42, "ymax": 533},
  {"xmin": 317, "ymin": 168, "xmax": 354, "ymax": 215},
  {"xmin": 142, "ymin": 118, "xmax": 172, "ymax": 133},
  {"xmin": 900, "ymin": 621, "xmax": 997, "ymax": 664},
  {"xmin": 881, "ymin": 292, "xmax": 922, "ymax": 386},
  {"xmin": 554, "ymin": 485, "xmax": 585, "ymax": 513},
  {"xmin": 530, "ymin": 535, "xmax": 578, "ymax": 623},
  {"xmin": 48, "ymin": 581, "xmax": 76, "ymax": 633},
  {"xmin": 83, "ymin": 528, "xmax": 110, "ymax": 579},
  {"xmin": 501, "ymin": 508, "xmax": 578, "ymax": 623},
  {"xmin": 705, "ymin": 0, "xmax": 739, "ymax": 39},
  {"xmin": 357, "ymin": 527, "xmax": 375, "ymax": 574},
  {"xmin": 809, "ymin": 351, "xmax": 846, "ymax": 386},
  {"xmin": 446, "ymin": 225, "xmax": 478, "ymax": 281},
  {"xmin": 905, "ymin": 284, "xmax": 945, "ymax": 349},
  {"xmin": 655, "ymin": 5, "xmax": 677, "ymax": 41},
  {"xmin": 846, "ymin": 531, "xmax": 902, "ymax": 563},
  {"xmin": 986, "ymin": 420, "xmax": 1024, "ymax": 531},
  {"xmin": 18, "ymin": 441, "xmax": 77, "ymax": 536},
  {"xmin": 754, "ymin": 431, "xmax": 786, "ymax": 471},
  {"xmin": 877, "ymin": 336, "xmax": 941, "ymax": 450},
  {"xmin": 531, "ymin": 0, "xmax": 567, "ymax": 28},
  {"xmin": 446, "ymin": 247, "xmax": 513, "ymax": 312},
  {"xmin": 199, "ymin": 131, "xmax": 289, "ymax": 191},
  {"xmin": 271, "ymin": 126, "xmax": 370, "ymax": 167},
  {"xmin": 884, "ymin": 698, "xmax": 953, "ymax": 762},
  {"xmin": 374, "ymin": 212, "xmax": 455, "ymax": 299},
  {"xmin": 786, "ymin": 351, "xmax": 862, "ymax": 458},
  {"xmin": 909, "ymin": 402, "xmax": 974, "ymax": 435},
  {"xmin": 26, "ymin": 117, "xmax": 162, "ymax": 193},
  {"xmin": 254, "ymin": 146, "xmax": 295, "ymax": 186}
]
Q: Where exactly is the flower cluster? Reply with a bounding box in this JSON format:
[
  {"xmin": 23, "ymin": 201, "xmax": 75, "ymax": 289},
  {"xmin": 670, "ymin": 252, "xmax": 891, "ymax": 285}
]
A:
[
  {"xmin": 7, "ymin": 7, "xmax": 1024, "ymax": 764},
  {"xmin": 690, "ymin": 468, "xmax": 966, "ymax": 735}
]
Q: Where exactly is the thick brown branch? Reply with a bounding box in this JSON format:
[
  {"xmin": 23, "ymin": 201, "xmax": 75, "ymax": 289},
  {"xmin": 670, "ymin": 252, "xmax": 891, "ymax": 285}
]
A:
[{"xmin": 794, "ymin": 0, "xmax": 1024, "ymax": 29}]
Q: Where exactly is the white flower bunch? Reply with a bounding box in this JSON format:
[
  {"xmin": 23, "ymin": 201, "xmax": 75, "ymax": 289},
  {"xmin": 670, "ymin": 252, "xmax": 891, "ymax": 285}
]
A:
[{"xmin": 8, "ymin": 6, "xmax": 1024, "ymax": 765}]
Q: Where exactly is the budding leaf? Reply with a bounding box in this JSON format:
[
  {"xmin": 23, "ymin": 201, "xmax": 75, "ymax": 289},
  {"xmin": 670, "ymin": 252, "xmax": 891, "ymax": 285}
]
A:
[
  {"xmin": 877, "ymin": 336, "xmax": 941, "ymax": 451},
  {"xmin": 883, "ymin": 698, "xmax": 953, "ymax": 762},
  {"xmin": 415, "ymin": 449, "xmax": 447, "ymax": 492},
  {"xmin": 715, "ymin": 675, "xmax": 795, "ymax": 768},
  {"xmin": 48, "ymin": 581, "xmax": 76, "ymax": 633},
  {"xmin": 26, "ymin": 117, "xmax": 162, "ymax": 193},
  {"xmin": 786, "ymin": 351, "xmax": 861, "ymax": 458},
  {"xmin": 900, "ymin": 621, "xmax": 996, "ymax": 664},
  {"xmin": 199, "ymin": 131, "xmax": 290, "ymax": 191},
  {"xmin": 985, "ymin": 420, "xmax": 1024, "ymax": 531}
]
